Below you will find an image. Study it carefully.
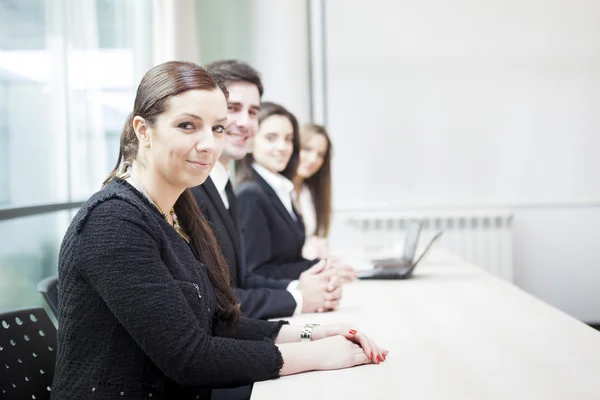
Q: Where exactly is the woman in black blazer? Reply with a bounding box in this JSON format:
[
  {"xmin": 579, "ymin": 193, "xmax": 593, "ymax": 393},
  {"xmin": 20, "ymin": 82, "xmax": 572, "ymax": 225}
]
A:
[
  {"xmin": 51, "ymin": 63, "xmax": 387, "ymax": 400},
  {"xmin": 235, "ymin": 103, "xmax": 354, "ymax": 283},
  {"xmin": 234, "ymin": 102, "xmax": 314, "ymax": 281}
]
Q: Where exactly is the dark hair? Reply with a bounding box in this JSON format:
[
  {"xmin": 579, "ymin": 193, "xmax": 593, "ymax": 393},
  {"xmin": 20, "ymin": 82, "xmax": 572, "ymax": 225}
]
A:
[
  {"xmin": 104, "ymin": 61, "xmax": 240, "ymax": 326},
  {"xmin": 235, "ymin": 102, "xmax": 300, "ymax": 184},
  {"xmin": 204, "ymin": 59, "xmax": 264, "ymax": 97},
  {"xmin": 297, "ymin": 123, "xmax": 333, "ymax": 237}
]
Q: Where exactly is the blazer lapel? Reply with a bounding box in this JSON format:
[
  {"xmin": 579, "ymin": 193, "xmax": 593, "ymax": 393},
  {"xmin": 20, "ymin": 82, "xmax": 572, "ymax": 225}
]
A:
[
  {"xmin": 201, "ymin": 177, "xmax": 241, "ymax": 253},
  {"xmin": 251, "ymin": 170, "xmax": 305, "ymax": 239},
  {"xmin": 292, "ymin": 204, "xmax": 306, "ymax": 233}
]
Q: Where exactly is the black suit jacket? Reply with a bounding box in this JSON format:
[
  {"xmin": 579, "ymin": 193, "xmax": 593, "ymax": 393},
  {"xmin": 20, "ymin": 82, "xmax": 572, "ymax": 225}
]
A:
[
  {"xmin": 52, "ymin": 179, "xmax": 285, "ymax": 400},
  {"xmin": 191, "ymin": 177, "xmax": 298, "ymax": 320},
  {"xmin": 235, "ymin": 169, "xmax": 319, "ymax": 281}
]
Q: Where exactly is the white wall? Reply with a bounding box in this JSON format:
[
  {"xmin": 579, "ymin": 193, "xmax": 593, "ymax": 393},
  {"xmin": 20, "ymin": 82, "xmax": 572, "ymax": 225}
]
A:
[
  {"xmin": 513, "ymin": 207, "xmax": 600, "ymax": 322},
  {"xmin": 325, "ymin": 0, "xmax": 600, "ymax": 208},
  {"xmin": 321, "ymin": 0, "xmax": 600, "ymax": 321}
]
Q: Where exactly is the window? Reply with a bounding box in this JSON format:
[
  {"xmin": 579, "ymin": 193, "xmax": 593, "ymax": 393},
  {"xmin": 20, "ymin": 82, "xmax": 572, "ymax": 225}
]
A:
[
  {"xmin": 0, "ymin": 83, "xmax": 8, "ymax": 205},
  {"xmin": 0, "ymin": 211, "xmax": 72, "ymax": 310},
  {"xmin": 0, "ymin": 0, "xmax": 153, "ymax": 310}
]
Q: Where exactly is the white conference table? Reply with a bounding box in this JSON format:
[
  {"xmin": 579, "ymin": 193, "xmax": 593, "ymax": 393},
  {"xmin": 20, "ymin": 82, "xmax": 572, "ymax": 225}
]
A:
[{"xmin": 251, "ymin": 250, "xmax": 600, "ymax": 400}]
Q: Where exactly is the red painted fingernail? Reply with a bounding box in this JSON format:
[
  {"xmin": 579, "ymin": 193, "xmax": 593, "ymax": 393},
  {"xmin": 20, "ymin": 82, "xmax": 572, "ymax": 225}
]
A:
[
  {"xmin": 349, "ymin": 330, "xmax": 357, "ymax": 335},
  {"xmin": 370, "ymin": 352, "xmax": 373, "ymax": 359},
  {"xmin": 377, "ymin": 355, "xmax": 381, "ymax": 362}
]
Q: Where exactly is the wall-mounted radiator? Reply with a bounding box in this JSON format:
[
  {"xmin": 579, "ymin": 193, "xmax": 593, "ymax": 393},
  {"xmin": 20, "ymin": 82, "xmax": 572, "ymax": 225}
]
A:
[{"xmin": 337, "ymin": 210, "xmax": 514, "ymax": 282}]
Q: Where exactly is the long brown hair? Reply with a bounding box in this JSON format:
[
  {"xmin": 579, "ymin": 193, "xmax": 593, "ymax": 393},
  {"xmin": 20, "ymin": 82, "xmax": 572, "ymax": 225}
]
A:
[
  {"xmin": 235, "ymin": 101, "xmax": 300, "ymax": 184},
  {"xmin": 104, "ymin": 61, "xmax": 240, "ymax": 326},
  {"xmin": 298, "ymin": 123, "xmax": 332, "ymax": 237}
]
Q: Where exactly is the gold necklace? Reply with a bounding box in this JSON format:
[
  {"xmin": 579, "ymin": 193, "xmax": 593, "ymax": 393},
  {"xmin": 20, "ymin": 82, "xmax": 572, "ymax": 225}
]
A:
[
  {"xmin": 117, "ymin": 165, "xmax": 190, "ymax": 243},
  {"xmin": 155, "ymin": 204, "xmax": 190, "ymax": 244}
]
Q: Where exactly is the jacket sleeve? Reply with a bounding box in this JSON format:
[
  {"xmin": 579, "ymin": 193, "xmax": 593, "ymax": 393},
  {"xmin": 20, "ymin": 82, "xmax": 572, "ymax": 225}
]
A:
[
  {"xmin": 237, "ymin": 188, "xmax": 317, "ymax": 281},
  {"xmin": 216, "ymin": 316, "xmax": 289, "ymax": 341},
  {"xmin": 239, "ymin": 232, "xmax": 293, "ymax": 290},
  {"xmin": 234, "ymin": 286, "xmax": 297, "ymax": 319},
  {"xmin": 75, "ymin": 200, "xmax": 283, "ymax": 389}
]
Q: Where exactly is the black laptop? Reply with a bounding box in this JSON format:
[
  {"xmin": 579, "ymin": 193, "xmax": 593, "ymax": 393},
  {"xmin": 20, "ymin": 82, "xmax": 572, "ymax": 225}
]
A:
[{"xmin": 358, "ymin": 220, "xmax": 444, "ymax": 280}]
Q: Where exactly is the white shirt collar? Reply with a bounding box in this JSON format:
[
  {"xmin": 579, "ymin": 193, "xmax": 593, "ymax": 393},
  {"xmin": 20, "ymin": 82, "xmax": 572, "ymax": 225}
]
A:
[
  {"xmin": 252, "ymin": 163, "xmax": 297, "ymax": 220},
  {"xmin": 210, "ymin": 161, "xmax": 229, "ymax": 193},
  {"xmin": 252, "ymin": 163, "xmax": 295, "ymax": 196},
  {"xmin": 209, "ymin": 160, "xmax": 230, "ymax": 209}
]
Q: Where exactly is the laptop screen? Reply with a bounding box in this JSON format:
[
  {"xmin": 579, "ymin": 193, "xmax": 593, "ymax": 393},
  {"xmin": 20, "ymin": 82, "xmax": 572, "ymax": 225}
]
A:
[{"xmin": 402, "ymin": 220, "xmax": 423, "ymax": 262}]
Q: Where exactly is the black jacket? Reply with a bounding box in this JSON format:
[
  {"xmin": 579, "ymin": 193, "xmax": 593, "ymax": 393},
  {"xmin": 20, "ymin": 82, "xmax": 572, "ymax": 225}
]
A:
[
  {"xmin": 191, "ymin": 177, "xmax": 298, "ymax": 319},
  {"xmin": 235, "ymin": 168, "xmax": 318, "ymax": 281},
  {"xmin": 52, "ymin": 178, "xmax": 285, "ymax": 400}
]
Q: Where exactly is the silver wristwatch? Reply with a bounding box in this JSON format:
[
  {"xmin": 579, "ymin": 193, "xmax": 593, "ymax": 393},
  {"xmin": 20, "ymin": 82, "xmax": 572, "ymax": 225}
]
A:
[{"xmin": 300, "ymin": 323, "xmax": 319, "ymax": 342}]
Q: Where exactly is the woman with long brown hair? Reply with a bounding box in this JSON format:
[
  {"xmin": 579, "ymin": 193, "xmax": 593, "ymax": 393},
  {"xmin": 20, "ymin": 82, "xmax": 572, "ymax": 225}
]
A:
[
  {"xmin": 294, "ymin": 123, "xmax": 333, "ymax": 259},
  {"xmin": 235, "ymin": 103, "xmax": 355, "ymax": 284},
  {"xmin": 51, "ymin": 62, "xmax": 386, "ymax": 400}
]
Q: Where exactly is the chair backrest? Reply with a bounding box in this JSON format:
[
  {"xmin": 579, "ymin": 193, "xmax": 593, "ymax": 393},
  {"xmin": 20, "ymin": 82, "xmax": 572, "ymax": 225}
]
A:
[
  {"xmin": 36, "ymin": 277, "xmax": 58, "ymax": 319},
  {"xmin": 0, "ymin": 307, "xmax": 57, "ymax": 399}
]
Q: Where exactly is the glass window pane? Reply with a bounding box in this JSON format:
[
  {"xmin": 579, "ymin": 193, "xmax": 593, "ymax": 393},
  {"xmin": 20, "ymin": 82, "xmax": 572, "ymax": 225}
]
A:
[
  {"xmin": 0, "ymin": 0, "xmax": 154, "ymax": 315},
  {"xmin": 0, "ymin": 0, "xmax": 69, "ymax": 207},
  {"xmin": 196, "ymin": 0, "xmax": 254, "ymax": 63},
  {"xmin": 0, "ymin": 0, "xmax": 46, "ymax": 50},
  {"xmin": 1, "ymin": 0, "xmax": 153, "ymax": 206},
  {"xmin": 0, "ymin": 210, "xmax": 74, "ymax": 310},
  {"xmin": 0, "ymin": 83, "xmax": 8, "ymax": 205},
  {"xmin": 66, "ymin": 0, "xmax": 150, "ymax": 200},
  {"xmin": 96, "ymin": 0, "xmax": 133, "ymax": 49}
]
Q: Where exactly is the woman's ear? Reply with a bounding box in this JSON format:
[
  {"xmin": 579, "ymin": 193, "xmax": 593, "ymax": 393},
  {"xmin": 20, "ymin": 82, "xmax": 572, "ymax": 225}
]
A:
[{"xmin": 132, "ymin": 116, "xmax": 151, "ymax": 148}]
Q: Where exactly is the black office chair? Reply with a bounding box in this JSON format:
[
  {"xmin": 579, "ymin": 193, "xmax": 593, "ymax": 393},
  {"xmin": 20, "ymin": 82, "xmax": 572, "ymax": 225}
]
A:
[
  {"xmin": 0, "ymin": 307, "xmax": 57, "ymax": 399},
  {"xmin": 37, "ymin": 277, "xmax": 58, "ymax": 319}
]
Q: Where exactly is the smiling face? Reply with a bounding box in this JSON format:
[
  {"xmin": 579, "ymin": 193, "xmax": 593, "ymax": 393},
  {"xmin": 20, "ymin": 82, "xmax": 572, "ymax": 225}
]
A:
[
  {"xmin": 220, "ymin": 81, "xmax": 261, "ymax": 163},
  {"xmin": 297, "ymin": 133, "xmax": 329, "ymax": 179},
  {"xmin": 251, "ymin": 114, "xmax": 295, "ymax": 174},
  {"xmin": 137, "ymin": 88, "xmax": 228, "ymax": 190}
]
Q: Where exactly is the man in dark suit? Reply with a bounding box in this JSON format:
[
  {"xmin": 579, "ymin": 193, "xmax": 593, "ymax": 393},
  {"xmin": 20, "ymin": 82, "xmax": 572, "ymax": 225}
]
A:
[{"xmin": 192, "ymin": 60, "xmax": 342, "ymax": 321}]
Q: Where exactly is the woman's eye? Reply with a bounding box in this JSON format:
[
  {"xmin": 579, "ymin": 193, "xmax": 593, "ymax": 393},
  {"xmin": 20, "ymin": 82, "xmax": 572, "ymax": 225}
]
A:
[
  {"xmin": 285, "ymin": 136, "xmax": 294, "ymax": 143},
  {"xmin": 178, "ymin": 122, "xmax": 195, "ymax": 130},
  {"xmin": 213, "ymin": 125, "xmax": 225, "ymax": 134}
]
